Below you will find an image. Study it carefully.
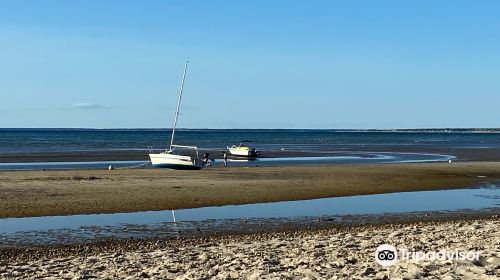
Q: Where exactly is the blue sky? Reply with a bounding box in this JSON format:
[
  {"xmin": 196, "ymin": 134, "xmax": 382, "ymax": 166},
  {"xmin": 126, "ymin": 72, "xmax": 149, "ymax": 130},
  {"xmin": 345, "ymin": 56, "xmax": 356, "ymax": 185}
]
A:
[{"xmin": 0, "ymin": 0, "xmax": 499, "ymax": 129}]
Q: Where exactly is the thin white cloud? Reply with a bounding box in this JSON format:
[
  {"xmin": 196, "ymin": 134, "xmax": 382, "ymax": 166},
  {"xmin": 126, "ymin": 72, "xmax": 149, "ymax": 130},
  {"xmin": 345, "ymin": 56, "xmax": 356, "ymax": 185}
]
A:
[{"xmin": 72, "ymin": 103, "xmax": 111, "ymax": 110}]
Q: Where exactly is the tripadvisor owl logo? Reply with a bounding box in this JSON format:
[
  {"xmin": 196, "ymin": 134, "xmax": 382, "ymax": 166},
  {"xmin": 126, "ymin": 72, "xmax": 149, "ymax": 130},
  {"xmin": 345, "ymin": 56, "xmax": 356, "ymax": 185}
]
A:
[
  {"xmin": 375, "ymin": 244, "xmax": 398, "ymax": 266},
  {"xmin": 374, "ymin": 243, "xmax": 481, "ymax": 266}
]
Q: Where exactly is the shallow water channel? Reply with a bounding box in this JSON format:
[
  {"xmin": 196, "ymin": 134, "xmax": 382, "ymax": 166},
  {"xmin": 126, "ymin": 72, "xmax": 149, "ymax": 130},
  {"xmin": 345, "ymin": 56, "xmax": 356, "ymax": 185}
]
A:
[
  {"xmin": 0, "ymin": 152, "xmax": 454, "ymax": 170},
  {"xmin": 0, "ymin": 184, "xmax": 498, "ymax": 247}
]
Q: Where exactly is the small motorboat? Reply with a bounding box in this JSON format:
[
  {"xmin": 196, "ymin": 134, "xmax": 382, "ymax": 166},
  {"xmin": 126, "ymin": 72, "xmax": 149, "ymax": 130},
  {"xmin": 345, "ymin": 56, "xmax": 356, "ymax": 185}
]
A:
[{"xmin": 227, "ymin": 141, "xmax": 260, "ymax": 157}]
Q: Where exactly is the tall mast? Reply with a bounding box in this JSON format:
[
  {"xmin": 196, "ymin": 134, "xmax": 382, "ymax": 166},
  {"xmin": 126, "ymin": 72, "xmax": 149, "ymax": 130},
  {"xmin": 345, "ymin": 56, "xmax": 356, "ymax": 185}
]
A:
[{"xmin": 169, "ymin": 59, "xmax": 189, "ymax": 151}]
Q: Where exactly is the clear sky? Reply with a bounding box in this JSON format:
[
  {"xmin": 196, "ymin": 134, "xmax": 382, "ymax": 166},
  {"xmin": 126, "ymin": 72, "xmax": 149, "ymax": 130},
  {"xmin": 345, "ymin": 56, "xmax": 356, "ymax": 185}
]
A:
[{"xmin": 1, "ymin": 0, "xmax": 499, "ymax": 129}]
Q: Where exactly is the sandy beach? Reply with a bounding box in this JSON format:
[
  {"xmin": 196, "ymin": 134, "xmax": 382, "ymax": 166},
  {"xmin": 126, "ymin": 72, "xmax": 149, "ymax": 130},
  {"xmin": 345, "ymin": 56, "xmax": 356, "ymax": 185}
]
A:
[
  {"xmin": 1, "ymin": 218, "xmax": 498, "ymax": 279},
  {"xmin": 0, "ymin": 162, "xmax": 500, "ymax": 218}
]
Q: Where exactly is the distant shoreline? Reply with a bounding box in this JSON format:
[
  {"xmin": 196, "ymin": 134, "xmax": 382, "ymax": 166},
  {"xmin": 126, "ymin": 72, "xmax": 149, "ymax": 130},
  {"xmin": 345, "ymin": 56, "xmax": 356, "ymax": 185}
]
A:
[{"xmin": 1, "ymin": 127, "xmax": 500, "ymax": 132}]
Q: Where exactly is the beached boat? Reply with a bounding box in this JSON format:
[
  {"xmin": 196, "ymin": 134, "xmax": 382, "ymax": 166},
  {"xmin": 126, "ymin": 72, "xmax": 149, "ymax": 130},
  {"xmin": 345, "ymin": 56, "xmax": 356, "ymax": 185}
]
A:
[
  {"xmin": 227, "ymin": 141, "xmax": 260, "ymax": 157},
  {"xmin": 149, "ymin": 60, "xmax": 203, "ymax": 170}
]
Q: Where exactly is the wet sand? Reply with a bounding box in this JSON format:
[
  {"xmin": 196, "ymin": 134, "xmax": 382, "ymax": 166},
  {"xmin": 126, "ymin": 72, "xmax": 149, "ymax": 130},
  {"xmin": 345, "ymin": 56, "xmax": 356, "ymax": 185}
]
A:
[
  {"xmin": 3, "ymin": 145, "xmax": 500, "ymax": 163},
  {"xmin": 1, "ymin": 218, "xmax": 498, "ymax": 279},
  {"xmin": 1, "ymin": 162, "xmax": 500, "ymax": 218}
]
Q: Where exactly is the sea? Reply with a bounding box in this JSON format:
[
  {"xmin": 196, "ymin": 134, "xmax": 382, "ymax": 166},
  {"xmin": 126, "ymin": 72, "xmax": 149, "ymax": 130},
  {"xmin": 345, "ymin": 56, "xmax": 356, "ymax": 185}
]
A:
[{"xmin": 1, "ymin": 128, "xmax": 500, "ymax": 155}]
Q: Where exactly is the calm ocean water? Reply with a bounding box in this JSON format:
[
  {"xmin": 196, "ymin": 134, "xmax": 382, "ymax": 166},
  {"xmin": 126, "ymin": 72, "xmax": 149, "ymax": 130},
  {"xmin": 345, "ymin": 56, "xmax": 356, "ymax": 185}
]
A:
[{"xmin": 1, "ymin": 129, "xmax": 500, "ymax": 155}]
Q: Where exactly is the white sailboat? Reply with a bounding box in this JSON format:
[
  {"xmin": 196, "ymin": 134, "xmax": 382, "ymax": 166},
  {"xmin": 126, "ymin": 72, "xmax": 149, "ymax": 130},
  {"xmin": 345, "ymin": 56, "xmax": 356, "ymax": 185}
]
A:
[{"xmin": 149, "ymin": 60, "xmax": 203, "ymax": 170}]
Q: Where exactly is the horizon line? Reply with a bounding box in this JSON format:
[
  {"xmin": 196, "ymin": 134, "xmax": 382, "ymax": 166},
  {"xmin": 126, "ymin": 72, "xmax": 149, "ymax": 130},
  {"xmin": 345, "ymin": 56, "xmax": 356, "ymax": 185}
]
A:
[{"xmin": 1, "ymin": 127, "xmax": 500, "ymax": 131}]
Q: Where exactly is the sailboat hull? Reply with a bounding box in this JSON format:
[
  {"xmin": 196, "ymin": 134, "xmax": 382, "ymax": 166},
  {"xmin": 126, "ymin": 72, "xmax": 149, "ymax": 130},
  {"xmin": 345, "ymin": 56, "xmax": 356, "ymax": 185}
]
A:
[{"xmin": 149, "ymin": 153, "xmax": 203, "ymax": 170}]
